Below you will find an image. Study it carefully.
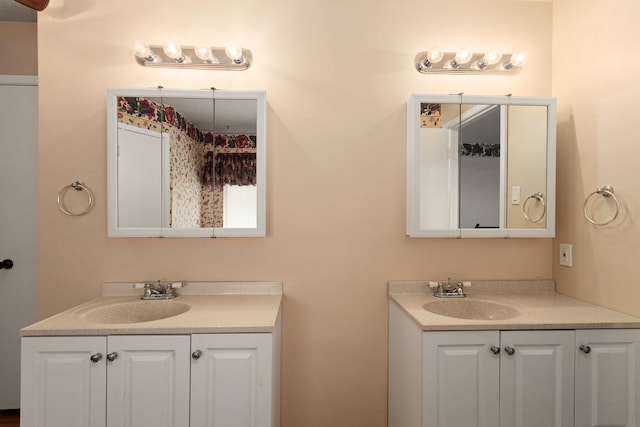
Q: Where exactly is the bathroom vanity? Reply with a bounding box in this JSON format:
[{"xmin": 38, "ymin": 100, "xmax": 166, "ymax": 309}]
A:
[
  {"xmin": 388, "ymin": 281, "xmax": 640, "ymax": 427},
  {"xmin": 20, "ymin": 282, "xmax": 281, "ymax": 427}
]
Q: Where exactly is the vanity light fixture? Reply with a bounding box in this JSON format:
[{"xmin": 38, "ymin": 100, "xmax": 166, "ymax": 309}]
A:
[
  {"xmin": 194, "ymin": 45, "xmax": 218, "ymax": 64},
  {"xmin": 133, "ymin": 43, "xmax": 253, "ymax": 70},
  {"xmin": 415, "ymin": 48, "xmax": 525, "ymax": 74},
  {"xmin": 224, "ymin": 45, "xmax": 245, "ymax": 64},
  {"xmin": 451, "ymin": 48, "xmax": 473, "ymax": 69},
  {"xmin": 477, "ymin": 49, "xmax": 502, "ymax": 69},
  {"xmin": 503, "ymin": 51, "xmax": 526, "ymax": 70},
  {"xmin": 134, "ymin": 44, "xmax": 156, "ymax": 62},
  {"xmin": 421, "ymin": 47, "xmax": 445, "ymax": 68},
  {"xmin": 162, "ymin": 42, "xmax": 186, "ymax": 63}
]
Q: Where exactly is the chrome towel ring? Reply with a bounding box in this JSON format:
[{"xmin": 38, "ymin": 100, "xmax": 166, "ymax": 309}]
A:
[
  {"xmin": 57, "ymin": 181, "xmax": 94, "ymax": 216},
  {"xmin": 583, "ymin": 185, "xmax": 619, "ymax": 226},
  {"xmin": 522, "ymin": 192, "xmax": 546, "ymax": 223}
]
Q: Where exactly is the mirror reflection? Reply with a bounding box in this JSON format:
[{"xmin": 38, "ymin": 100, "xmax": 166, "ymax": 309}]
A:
[
  {"xmin": 458, "ymin": 104, "xmax": 501, "ymax": 229},
  {"xmin": 108, "ymin": 89, "xmax": 266, "ymax": 237},
  {"xmin": 408, "ymin": 94, "xmax": 555, "ymax": 238}
]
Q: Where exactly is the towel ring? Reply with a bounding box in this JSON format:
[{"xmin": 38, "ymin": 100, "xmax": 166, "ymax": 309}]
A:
[
  {"xmin": 583, "ymin": 185, "xmax": 619, "ymax": 226},
  {"xmin": 57, "ymin": 181, "xmax": 94, "ymax": 216},
  {"xmin": 522, "ymin": 192, "xmax": 546, "ymax": 223}
]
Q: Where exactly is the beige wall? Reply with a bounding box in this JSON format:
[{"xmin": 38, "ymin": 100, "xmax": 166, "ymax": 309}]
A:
[
  {"xmin": 0, "ymin": 21, "xmax": 37, "ymax": 75},
  {"xmin": 37, "ymin": 0, "xmax": 552, "ymax": 425},
  {"xmin": 552, "ymin": 0, "xmax": 640, "ymax": 316}
]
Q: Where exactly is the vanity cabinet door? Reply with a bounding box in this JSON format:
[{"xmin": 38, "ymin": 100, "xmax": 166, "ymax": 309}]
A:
[
  {"xmin": 421, "ymin": 330, "xmax": 575, "ymax": 427},
  {"xmin": 190, "ymin": 333, "xmax": 278, "ymax": 427},
  {"xmin": 105, "ymin": 335, "xmax": 191, "ymax": 427},
  {"xmin": 575, "ymin": 329, "xmax": 640, "ymax": 427},
  {"xmin": 422, "ymin": 331, "xmax": 501, "ymax": 427},
  {"xmin": 20, "ymin": 336, "xmax": 107, "ymax": 427},
  {"xmin": 499, "ymin": 330, "xmax": 575, "ymax": 427}
]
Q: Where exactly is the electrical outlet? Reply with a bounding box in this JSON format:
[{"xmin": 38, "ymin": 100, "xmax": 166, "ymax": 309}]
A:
[{"xmin": 559, "ymin": 244, "xmax": 572, "ymax": 267}]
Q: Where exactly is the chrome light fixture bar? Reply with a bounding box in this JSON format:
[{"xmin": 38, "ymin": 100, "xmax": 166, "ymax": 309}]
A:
[
  {"xmin": 134, "ymin": 44, "xmax": 253, "ymax": 70},
  {"xmin": 415, "ymin": 48, "xmax": 525, "ymax": 74}
]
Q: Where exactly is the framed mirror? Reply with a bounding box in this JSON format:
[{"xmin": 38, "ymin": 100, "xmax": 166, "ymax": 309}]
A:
[
  {"xmin": 107, "ymin": 88, "xmax": 266, "ymax": 237},
  {"xmin": 406, "ymin": 94, "xmax": 556, "ymax": 238}
]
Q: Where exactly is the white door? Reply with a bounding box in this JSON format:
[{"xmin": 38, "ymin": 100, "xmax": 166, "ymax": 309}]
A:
[
  {"xmin": 116, "ymin": 124, "xmax": 164, "ymax": 228},
  {"xmin": 575, "ymin": 329, "xmax": 640, "ymax": 427},
  {"xmin": 422, "ymin": 331, "xmax": 500, "ymax": 427},
  {"xmin": 20, "ymin": 336, "xmax": 107, "ymax": 427},
  {"xmin": 106, "ymin": 335, "xmax": 191, "ymax": 427},
  {"xmin": 0, "ymin": 76, "xmax": 38, "ymax": 409},
  {"xmin": 191, "ymin": 333, "xmax": 275, "ymax": 427},
  {"xmin": 500, "ymin": 330, "xmax": 575, "ymax": 427}
]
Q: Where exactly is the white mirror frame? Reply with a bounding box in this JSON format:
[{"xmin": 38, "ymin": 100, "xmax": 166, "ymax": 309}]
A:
[
  {"xmin": 406, "ymin": 94, "xmax": 556, "ymax": 238},
  {"xmin": 107, "ymin": 88, "xmax": 266, "ymax": 238}
]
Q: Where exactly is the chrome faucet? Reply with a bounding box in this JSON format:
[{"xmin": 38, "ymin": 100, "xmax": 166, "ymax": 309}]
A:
[
  {"xmin": 428, "ymin": 278, "xmax": 470, "ymax": 298},
  {"xmin": 134, "ymin": 281, "xmax": 183, "ymax": 300}
]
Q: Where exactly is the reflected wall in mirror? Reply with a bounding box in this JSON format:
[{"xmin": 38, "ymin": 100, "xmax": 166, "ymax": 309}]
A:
[
  {"xmin": 107, "ymin": 88, "xmax": 266, "ymax": 237},
  {"xmin": 407, "ymin": 94, "xmax": 556, "ymax": 238}
]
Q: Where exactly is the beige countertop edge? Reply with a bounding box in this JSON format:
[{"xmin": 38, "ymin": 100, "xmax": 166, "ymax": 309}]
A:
[
  {"xmin": 21, "ymin": 286, "xmax": 282, "ymax": 337},
  {"xmin": 389, "ymin": 284, "xmax": 640, "ymax": 332},
  {"xmin": 20, "ymin": 325, "xmax": 277, "ymax": 337}
]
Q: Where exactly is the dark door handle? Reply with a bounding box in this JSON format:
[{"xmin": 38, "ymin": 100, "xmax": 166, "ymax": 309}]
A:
[{"xmin": 0, "ymin": 259, "xmax": 13, "ymax": 269}]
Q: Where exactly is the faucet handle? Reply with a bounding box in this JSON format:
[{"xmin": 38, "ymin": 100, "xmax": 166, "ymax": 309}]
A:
[{"xmin": 134, "ymin": 282, "xmax": 153, "ymax": 298}]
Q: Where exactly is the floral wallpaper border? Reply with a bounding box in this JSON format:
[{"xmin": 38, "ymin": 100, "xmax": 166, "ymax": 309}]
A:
[{"xmin": 460, "ymin": 143, "xmax": 500, "ymax": 157}]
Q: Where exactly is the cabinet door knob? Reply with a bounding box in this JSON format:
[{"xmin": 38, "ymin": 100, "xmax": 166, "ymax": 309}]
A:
[
  {"xmin": 580, "ymin": 345, "xmax": 592, "ymax": 354},
  {"xmin": 90, "ymin": 353, "xmax": 103, "ymax": 363},
  {"xmin": 490, "ymin": 346, "xmax": 501, "ymax": 355},
  {"xmin": 191, "ymin": 350, "xmax": 202, "ymax": 360},
  {"xmin": 504, "ymin": 346, "xmax": 515, "ymax": 356},
  {"xmin": 0, "ymin": 259, "xmax": 13, "ymax": 269},
  {"xmin": 106, "ymin": 352, "xmax": 118, "ymax": 362}
]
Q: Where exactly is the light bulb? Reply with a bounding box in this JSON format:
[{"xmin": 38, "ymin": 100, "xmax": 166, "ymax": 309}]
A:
[
  {"xmin": 225, "ymin": 45, "xmax": 244, "ymax": 63},
  {"xmin": 163, "ymin": 42, "xmax": 185, "ymax": 62},
  {"xmin": 452, "ymin": 48, "xmax": 472, "ymax": 68},
  {"xmin": 195, "ymin": 45, "xmax": 214, "ymax": 62},
  {"xmin": 504, "ymin": 51, "xmax": 526, "ymax": 69},
  {"xmin": 134, "ymin": 44, "xmax": 155, "ymax": 61},
  {"xmin": 478, "ymin": 49, "xmax": 502, "ymax": 68},
  {"xmin": 425, "ymin": 47, "xmax": 444, "ymax": 65}
]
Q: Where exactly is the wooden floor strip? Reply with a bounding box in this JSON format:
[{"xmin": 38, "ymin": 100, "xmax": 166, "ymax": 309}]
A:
[{"xmin": 0, "ymin": 409, "xmax": 20, "ymax": 427}]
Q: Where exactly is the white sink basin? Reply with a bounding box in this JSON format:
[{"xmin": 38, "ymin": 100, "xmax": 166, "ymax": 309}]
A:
[
  {"xmin": 83, "ymin": 300, "xmax": 191, "ymax": 324},
  {"xmin": 423, "ymin": 299, "xmax": 520, "ymax": 321}
]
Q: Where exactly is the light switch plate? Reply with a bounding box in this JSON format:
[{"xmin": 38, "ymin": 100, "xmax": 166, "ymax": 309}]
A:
[
  {"xmin": 559, "ymin": 243, "xmax": 572, "ymax": 267},
  {"xmin": 511, "ymin": 186, "xmax": 521, "ymax": 205}
]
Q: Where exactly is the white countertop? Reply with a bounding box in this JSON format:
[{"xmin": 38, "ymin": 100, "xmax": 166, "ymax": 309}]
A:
[
  {"xmin": 21, "ymin": 282, "xmax": 282, "ymax": 336},
  {"xmin": 389, "ymin": 280, "xmax": 640, "ymax": 331}
]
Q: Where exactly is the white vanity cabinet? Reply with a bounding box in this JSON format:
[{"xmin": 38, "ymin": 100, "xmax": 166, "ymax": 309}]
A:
[
  {"xmin": 420, "ymin": 330, "xmax": 574, "ymax": 427},
  {"xmin": 575, "ymin": 329, "xmax": 640, "ymax": 427},
  {"xmin": 191, "ymin": 333, "xmax": 280, "ymax": 427},
  {"xmin": 499, "ymin": 330, "xmax": 575, "ymax": 427},
  {"xmin": 389, "ymin": 281, "xmax": 640, "ymax": 427},
  {"xmin": 106, "ymin": 335, "xmax": 191, "ymax": 427},
  {"xmin": 388, "ymin": 300, "xmax": 640, "ymax": 427},
  {"xmin": 21, "ymin": 335, "xmax": 190, "ymax": 427},
  {"xmin": 21, "ymin": 336, "xmax": 107, "ymax": 427},
  {"xmin": 21, "ymin": 332, "xmax": 280, "ymax": 427}
]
